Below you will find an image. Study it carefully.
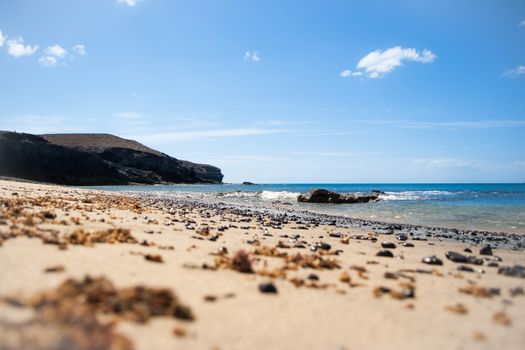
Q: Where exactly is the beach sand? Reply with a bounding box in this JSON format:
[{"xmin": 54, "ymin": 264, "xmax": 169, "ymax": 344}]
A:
[{"xmin": 0, "ymin": 179, "xmax": 524, "ymax": 350}]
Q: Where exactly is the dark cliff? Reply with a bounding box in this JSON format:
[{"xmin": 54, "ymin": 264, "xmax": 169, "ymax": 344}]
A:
[{"xmin": 0, "ymin": 131, "xmax": 223, "ymax": 185}]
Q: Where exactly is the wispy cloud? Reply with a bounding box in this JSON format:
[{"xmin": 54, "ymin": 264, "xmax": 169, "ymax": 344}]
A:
[
  {"xmin": 244, "ymin": 50, "xmax": 260, "ymax": 62},
  {"xmin": 6, "ymin": 36, "xmax": 38, "ymax": 58},
  {"xmin": 359, "ymin": 120, "xmax": 525, "ymax": 130},
  {"xmin": 501, "ymin": 65, "xmax": 525, "ymax": 78},
  {"xmin": 292, "ymin": 151, "xmax": 376, "ymax": 157},
  {"xmin": 117, "ymin": 0, "xmax": 141, "ymax": 6},
  {"xmin": 340, "ymin": 69, "xmax": 363, "ymax": 78},
  {"xmin": 38, "ymin": 56, "xmax": 58, "ymax": 67},
  {"xmin": 519, "ymin": 20, "xmax": 525, "ymax": 27},
  {"xmin": 72, "ymin": 44, "xmax": 86, "ymax": 56},
  {"xmin": 129, "ymin": 128, "xmax": 281, "ymax": 143},
  {"xmin": 342, "ymin": 46, "xmax": 436, "ymax": 79},
  {"xmin": 0, "ymin": 30, "xmax": 5, "ymax": 47}
]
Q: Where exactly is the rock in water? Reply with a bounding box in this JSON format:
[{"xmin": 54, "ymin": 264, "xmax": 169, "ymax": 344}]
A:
[{"xmin": 297, "ymin": 189, "xmax": 380, "ymax": 204}]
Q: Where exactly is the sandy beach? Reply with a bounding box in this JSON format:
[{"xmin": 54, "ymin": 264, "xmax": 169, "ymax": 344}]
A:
[{"xmin": 0, "ymin": 179, "xmax": 524, "ymax": 350}]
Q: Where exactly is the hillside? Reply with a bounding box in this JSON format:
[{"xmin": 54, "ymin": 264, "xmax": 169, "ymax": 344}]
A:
[{"xmin": 0, "ymin": 131, "xmax": 223, "ymax": 185}]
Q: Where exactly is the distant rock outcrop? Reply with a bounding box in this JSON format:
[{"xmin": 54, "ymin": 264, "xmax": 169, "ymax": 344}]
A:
[
  {"xmin": 0, "ymin": 131, "xmax": 223, "ymax": 185},
  {"xmin": 297, "ymin": 189, "xmax": 380, "ymax": 204}
]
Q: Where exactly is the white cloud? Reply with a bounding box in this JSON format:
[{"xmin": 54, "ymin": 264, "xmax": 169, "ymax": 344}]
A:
[
  {"xmin": 6, "ymin": 36, "xmax": 38, "ymax": 58},
  {"xmin": 244, "ymin": 50, "xmax": 260, "ymax": 62},
  {"xmin": 117, "ymin": 0, "xmax": 140, "ymax": 6},
  {"xmin": 0, "ymin": 30, "xmax": 6, "ymax": 47},
  {"xmin": 38, "ymin": 56, "xmax": 58, "ymax": 67},
  {"xmin": 72, "ymin": 44, "xmax": 86, "ymax": 55},
  {"xmin": 342, "ymin": 46, "xmax": 436, "ymax": 79},
  {"xmin": 501, "ymin": 65, "xmax": 525, "ymax": 78},
  {"xmin": 340, "ymin": 69, "xmax": 363, "ymax": 78},
  {"xmin": 45, "ymin": 44, "xmax": 66, "ymax": 57},
  {"xmin": 519, "ymin": 20, "xmax": 525, "ymax": 27}
]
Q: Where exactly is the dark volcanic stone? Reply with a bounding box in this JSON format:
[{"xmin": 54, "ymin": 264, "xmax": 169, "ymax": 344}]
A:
[
  {"xmin": 307, "ymin": 273, "xmax": 320, "ymax": 281},
  {"xmin": 422, "ymin": 255, "xmax": 443, "ymax": 265},
  {"xmin": 376, "ymin": 250, "xmax": 394, "ymax": 258},
  {"xmin": 464, "ymin": 248, "xmax": 472, "ymax": 253},
  {"xmin": 498, "ymin": 265, "xmax": 525, "ymax": 279},
  {"xmin": 445, "ymin": 251, "xmax": 468, "ymax": 263},
  {"xmin": 297, "ymin": 189, "xmax": 380, "ymax": 204},
  {"xmin": 457, "ymin": 265, "xmax": 475, "ymax": 273},
  {"xmin": 381, "ymin": 242, "xmax": 396, "ymax": 249},
  {"xmin": 402, "ymin": 242, "xmax": 415, "ymax": 248},
  {"xmin": 479, "ymin": 245, "xmax": 493, "ymax": 256},
  {"xmin": 259, "ymin": 282, "xmax": 278, "ymax": 294},
  {"xmin": 396, "ymin": 234, "xmax": 408, "ymax": 241}
]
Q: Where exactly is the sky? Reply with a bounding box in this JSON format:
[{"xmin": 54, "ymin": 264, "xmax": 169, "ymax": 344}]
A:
[{"xmin": 1, "ymin": 0, "xmax": 524, "ymax": 183}]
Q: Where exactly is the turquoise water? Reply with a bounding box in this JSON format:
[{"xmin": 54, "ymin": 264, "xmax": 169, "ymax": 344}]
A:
[{"xmin": 90, "ymin": 183, "xmax": 525, "ymax": 233}]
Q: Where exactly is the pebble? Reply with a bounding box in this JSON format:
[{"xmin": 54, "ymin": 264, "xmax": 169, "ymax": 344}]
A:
[
  {"xmin": 445, "ymin": 251, "xmax": 483, "ymax": 265},
  {"xmin": 381, "ymin": 242, "xmax": 396, "ymax": 249},
  {"xmin": 422, "ymin": 255, "xmax": 443, "ymax": 265},
  {"xmin": 498, "ymin": 265, "xmax": 525, "ymax": 279},
  {"xmin": 457, "ymin": 265, "xmax": 475, "ymax": 273},
  {"xmin": 259, "ymin": 282, "xmax": 278, "ymax": 294},
  {"xmin": 307, "ymin": 273, "xmax": 320, "ymax": 281},
  {"xmin": 402, "ymin": 242, "xmax": 414, "ymax": 248},
  {"xmin": 480, "ymin": 245, "xmax": 493, "ymax": 256},
  {"xmin": 376, "ymin": 250, "xmax": 394, "ymax": 258}
]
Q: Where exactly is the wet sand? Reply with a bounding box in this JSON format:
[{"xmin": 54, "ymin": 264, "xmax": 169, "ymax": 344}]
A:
[{"xmin": 1, "ymin": 179, "xmax": 524, "ymax": 350}]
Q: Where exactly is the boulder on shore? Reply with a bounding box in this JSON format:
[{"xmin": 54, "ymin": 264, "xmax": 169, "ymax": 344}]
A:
[{"xmin": 297, "ymin": 189, "xmax": 380, "ymax": 204}]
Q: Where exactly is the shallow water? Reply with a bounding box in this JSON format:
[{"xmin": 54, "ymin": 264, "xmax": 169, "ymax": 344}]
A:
[{"xmin": 88, "ymin": 183, "xmax": 525, "ymax": 233}]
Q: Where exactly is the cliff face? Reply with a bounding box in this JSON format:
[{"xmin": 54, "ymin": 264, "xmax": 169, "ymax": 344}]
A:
[{"xmin": 0, "ymin": 131, "xmax": 224, "ymax": 185}]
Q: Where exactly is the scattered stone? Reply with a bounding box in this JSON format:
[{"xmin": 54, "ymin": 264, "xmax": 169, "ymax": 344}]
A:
[
  {"xmin": 457, "ymin": 265, "xmax": 475, "ymax": 273},
  {"xmin": 498, "ymin": 265, "xmax": 525, "ymax": 278},
  {"xmin": 259, "ymin": 282, "xmax": 278, "ymax": 294},
  {"xmin": 381, "ymin": 242, "xmax": 396, "ymax": 249},
  {"xmin": 402, "ymin": 242, "xmax": 414, "ymax": 248},
  {"xmin": 144, "ymin": 254, "xmax": 164, "ymax": 263},
  {"xmin": 509, "ymin": 287, "xmax": 524, "ymax": 297},
  {"xmin": 173, "ymin": 326, "xmax": 187, "ymax": 338},
  {"xmin": 445, "ymin": 251, "xmax": 483, "ymax": 265},
  {"xmin": 44, "ymin": 265, "xmax": 65, "ymax": 273},
  {"xmin": 445, "ymin": 303, "xmax": 468, "ymax": 315},
  {"xmin": 422, "ymin": 256, "xmax": 443, "ymax": 266},
  {"xmin": 479, "ymin": 245, "xmax": 493, "ymax": 256},
  {"xmin": 307, "ymin": 273, "xmax": 319, "ymax": 281},
  {"xmin": 376, "ymin": 250, "xmax": 394, "ymax": 258}
]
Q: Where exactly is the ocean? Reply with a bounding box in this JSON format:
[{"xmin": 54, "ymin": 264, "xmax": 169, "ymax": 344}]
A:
[{"xmin": 90, "ymin": 183, "xmax": 525, "ymax": 234}]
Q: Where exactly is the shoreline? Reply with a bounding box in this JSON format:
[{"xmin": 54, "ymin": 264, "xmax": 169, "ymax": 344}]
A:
[
  {"xmin": 120, "ymin": 190, "xmax": 525, "ymax": 249},
  {"xmin": 1, "ymin": 179, "xmax": 524, "ymax": 349}
]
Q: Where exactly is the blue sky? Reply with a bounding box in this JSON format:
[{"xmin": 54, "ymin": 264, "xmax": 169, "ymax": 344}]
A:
[{"xmin": 1, "ymin": 0, "xmax": 524, "ymax": 183}]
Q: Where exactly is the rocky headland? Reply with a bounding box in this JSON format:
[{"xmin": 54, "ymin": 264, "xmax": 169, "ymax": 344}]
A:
[{"xmin": 0, "ymin": 131, "xmax": 223, "ymax": 186}]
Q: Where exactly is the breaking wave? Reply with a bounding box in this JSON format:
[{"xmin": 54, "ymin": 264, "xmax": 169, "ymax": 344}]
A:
[{"xmin": 379, "ymin": 190, "xmax": 455, "ymax": 201}]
